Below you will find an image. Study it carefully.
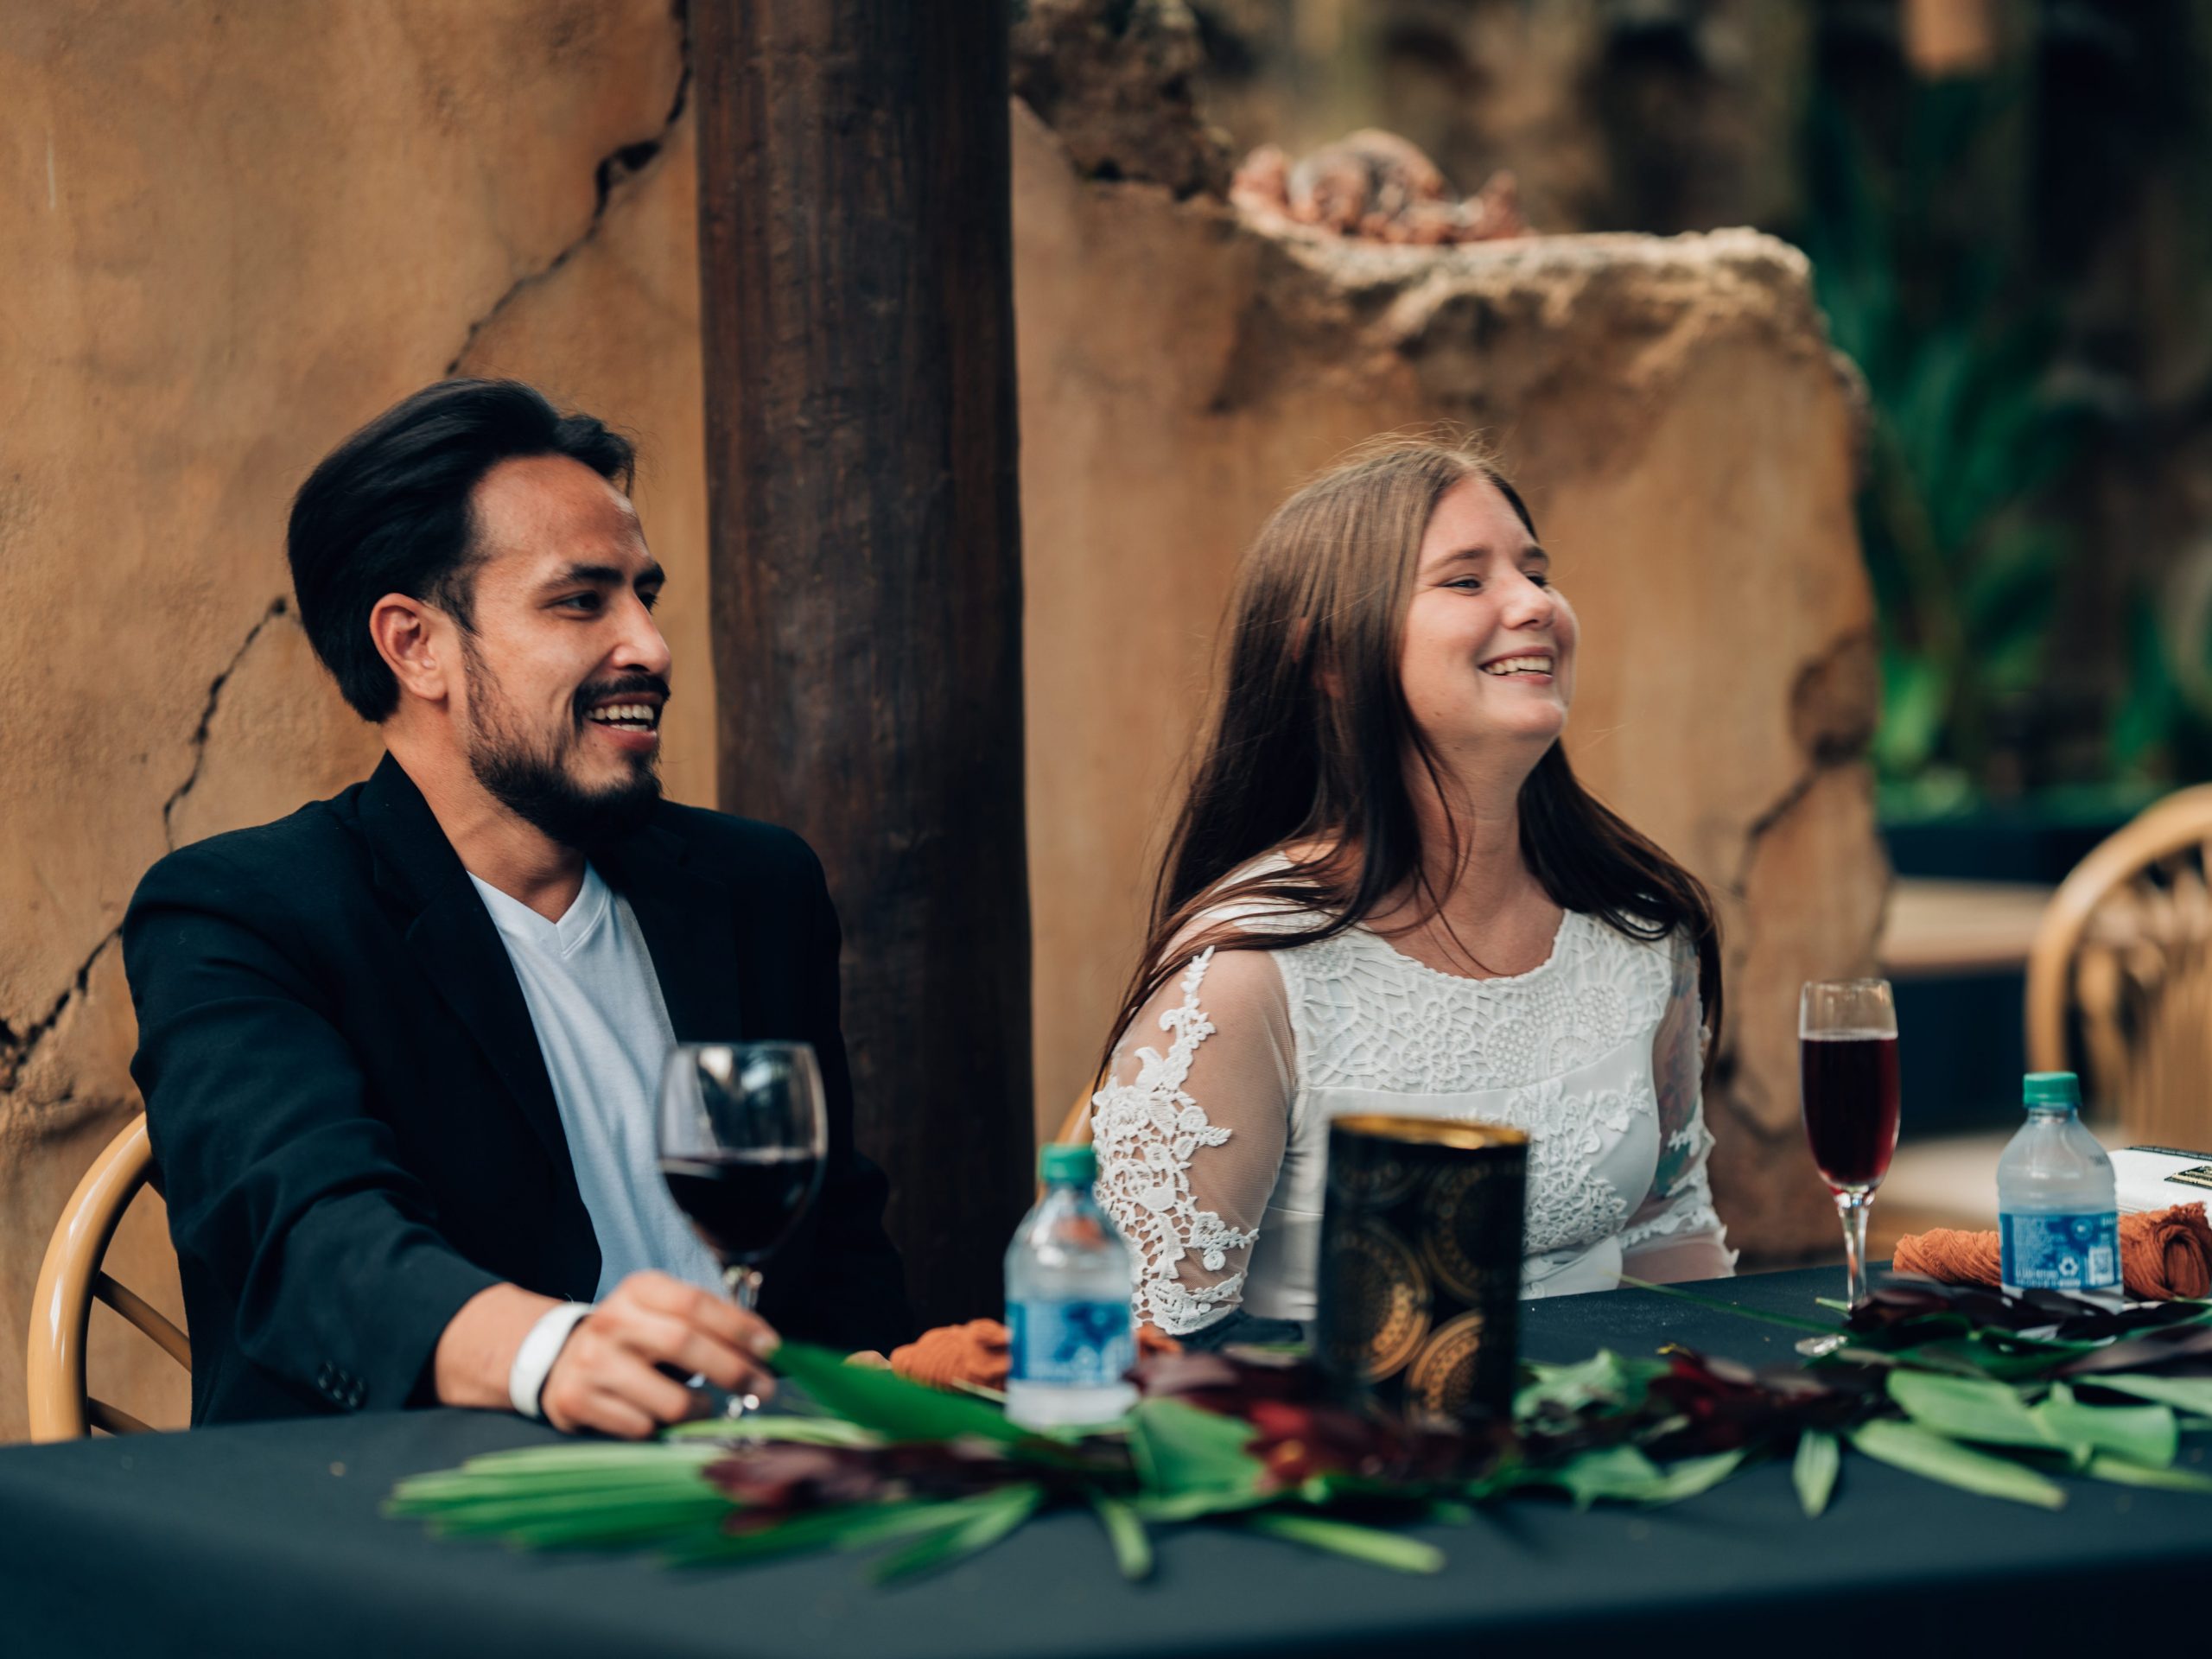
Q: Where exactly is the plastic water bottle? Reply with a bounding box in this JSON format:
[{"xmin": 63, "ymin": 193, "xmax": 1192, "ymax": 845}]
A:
[
  {"xmin": 1004, "ymin": 1143, "xmax": 1137, "ymax": 1430},
  {"xmin": 1997, "ymin": 1071, "xmax": 2121, "ymax": 1306}
]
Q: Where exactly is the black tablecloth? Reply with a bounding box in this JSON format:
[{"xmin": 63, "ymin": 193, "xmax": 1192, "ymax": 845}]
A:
[{"xmin": 2, "ymin": 1266, "xmax": 2202, "ymax": 1659}]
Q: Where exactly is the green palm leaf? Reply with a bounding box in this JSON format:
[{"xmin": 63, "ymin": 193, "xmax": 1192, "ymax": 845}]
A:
[
  {"xmin": 1848, "ymin": 1420, "xmax": 2066, "ymax": 1510},
  {"xmin": 1794, "ymin": 1430, "xmax": 1840, "ymax": 1519}
]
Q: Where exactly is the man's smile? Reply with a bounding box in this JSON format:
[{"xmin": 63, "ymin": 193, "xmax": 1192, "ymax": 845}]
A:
[{"xmin": 579, "ymin": 684, "xmax": 667, "ymax": 753}]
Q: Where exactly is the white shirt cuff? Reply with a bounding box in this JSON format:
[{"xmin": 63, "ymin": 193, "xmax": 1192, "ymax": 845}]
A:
[{"xmin": 508, "ymin": 1301, "xmax": 594, "ymax": 1420}]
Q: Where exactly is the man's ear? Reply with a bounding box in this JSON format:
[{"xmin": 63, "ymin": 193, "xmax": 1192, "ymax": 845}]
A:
[{"xmin": 369, "ymin": 593, "xmax": 453, "ymax": 707}]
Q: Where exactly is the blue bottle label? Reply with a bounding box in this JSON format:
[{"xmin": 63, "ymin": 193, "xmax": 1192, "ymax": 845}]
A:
[
  {"xmin": 1006, "ymin": 1299, "xmax": 1134, "ymax": 1387},
  {"xmin": 1999, "ymin": 1211, "xmax": 2119, "ymax": 1292}
]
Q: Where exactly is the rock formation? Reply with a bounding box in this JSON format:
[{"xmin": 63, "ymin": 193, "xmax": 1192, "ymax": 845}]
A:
[{"xmin": 1015, "ymin": 110, "xmax": 1886, "ymax": 1262}]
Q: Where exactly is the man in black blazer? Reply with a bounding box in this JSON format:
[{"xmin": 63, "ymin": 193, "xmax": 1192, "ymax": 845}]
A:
[{"xmin": 124, "ymin": 380, "xmax": 912, "ymax": 1433}]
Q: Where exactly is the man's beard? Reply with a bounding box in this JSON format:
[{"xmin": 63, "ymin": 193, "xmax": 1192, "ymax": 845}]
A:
[{"xmin": 460, "ymin": 638, "xmax": 663, "ymax": 851}]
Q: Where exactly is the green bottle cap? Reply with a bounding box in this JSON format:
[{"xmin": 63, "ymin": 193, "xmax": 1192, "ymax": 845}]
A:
[
  {"xmin": 1039, "ymin": 1142, "xmax": 1097, "ymax": 1184},
  {"xmin": 2023, "ymin": 1071, "xmax": 2082, "ymax": 1109}
]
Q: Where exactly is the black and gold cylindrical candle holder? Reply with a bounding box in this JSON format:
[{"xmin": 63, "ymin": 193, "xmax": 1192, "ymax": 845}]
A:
[{"xmin": 1315, "ymin": 1116, "xmax": 1529, "ymax": 1429}]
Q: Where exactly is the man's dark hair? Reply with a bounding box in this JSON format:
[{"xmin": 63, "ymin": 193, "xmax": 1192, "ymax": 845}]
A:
[{"xmin": 288, "ymin": 378, "xmax": 636, "ymax": 721}]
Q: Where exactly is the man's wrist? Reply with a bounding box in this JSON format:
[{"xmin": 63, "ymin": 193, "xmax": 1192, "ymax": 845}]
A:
[{"xmin": 508, "ymin": 1301, "xmax": 594, "ymax": 1419}]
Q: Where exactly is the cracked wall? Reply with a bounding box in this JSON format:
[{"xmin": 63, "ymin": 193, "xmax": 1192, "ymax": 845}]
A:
[
  {"xmin": 0, "ymin": 0, "xmax": 697, "ymax": 1439},
  {"xmin": 1012, "ymin": 111, "xmax": 1888, "ymax": 1265},
  {"xmin": 1, "ymin": 2, "xmax": 1882, "ymax": 1440}
]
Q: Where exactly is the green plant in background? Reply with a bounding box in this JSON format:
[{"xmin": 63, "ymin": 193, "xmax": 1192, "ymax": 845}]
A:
[{"xmin": 1802, "ymin": 74, "xmax": 2093, "ymax": 816}]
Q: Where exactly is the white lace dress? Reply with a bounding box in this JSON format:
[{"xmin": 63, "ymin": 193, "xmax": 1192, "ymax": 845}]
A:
[{"xmin": 1091, "ymin": 893, "xmax": 1737, "ymax": 1337}]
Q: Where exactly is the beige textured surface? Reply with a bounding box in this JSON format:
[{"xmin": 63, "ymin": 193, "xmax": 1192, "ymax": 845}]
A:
[
  {"xmin": 1014, "ymin": 111, "xmax": 1888, "ymax": 1264},
  {"xmin": 0, "ymin": 0, "xmax": 691, "ymax": 1440},
  {"xmin": 1, "ymin": 3, "xmax": 1881, "ymax": 1441}
]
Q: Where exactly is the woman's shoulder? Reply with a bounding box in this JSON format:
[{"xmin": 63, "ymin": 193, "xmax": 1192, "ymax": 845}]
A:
[
  {"xmin": 1562, "ymin": 907, "xmax": 1694, "ymax": 1006},
  {"xmin": 1179, "ymin": 850, "xmax": 1333, "ymax": 937}
]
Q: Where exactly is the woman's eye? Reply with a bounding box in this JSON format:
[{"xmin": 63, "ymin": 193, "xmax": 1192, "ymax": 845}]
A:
[
  {"xmin": 1527, "ymin": 572, "xmax": 1551, "ymax": 589},
  {"xmin": 1446, "ymin": 576, "xmax": 1484, "ymax": 592}
]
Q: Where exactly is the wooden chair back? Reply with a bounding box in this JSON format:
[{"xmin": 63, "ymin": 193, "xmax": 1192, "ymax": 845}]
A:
[
  {"xmin": 1027, "ymin": 1087, "xmax": 1098, "ymax": 1201},
  {"xmin": 1054, "ymin": 1086, "xmax": 1096, "ymax": 1151},
  {"xmin": 2025, "ymin": 785, "xmax": 2212, "ymax": 1147},
  {"xmin": 26, "ymin": 1116, "xmax": 191, "ymax": 1441}
]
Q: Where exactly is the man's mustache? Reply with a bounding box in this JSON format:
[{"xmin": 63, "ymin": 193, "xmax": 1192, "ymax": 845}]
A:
[{"xmin": 572, "ymin": 675, "xmax": 672, "ymax": 721}]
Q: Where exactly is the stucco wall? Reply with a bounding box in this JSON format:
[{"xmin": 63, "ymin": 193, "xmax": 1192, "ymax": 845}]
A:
[
  {"xmin": 0, "ymin": 0, "xmax": 700, "ymax": 1440},
  {"xmin": 0, "ymin": 2, "xmax": 1882, "ymax": 1440},
  {"xmin": 1013, "ymin": 107, "xmax": 1885, "ymax": 1259}
]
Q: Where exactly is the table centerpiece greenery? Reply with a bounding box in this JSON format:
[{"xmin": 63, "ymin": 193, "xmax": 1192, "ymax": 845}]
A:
[{"xmin": 388, "ymin": 1281, "xmax": 2212, "ymax": 1584}]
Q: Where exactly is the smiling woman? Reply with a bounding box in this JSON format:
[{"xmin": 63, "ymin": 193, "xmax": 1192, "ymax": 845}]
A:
[{"xmin": 1089, "ymin": 439, "xmax": 1736, "ymax": 1347}]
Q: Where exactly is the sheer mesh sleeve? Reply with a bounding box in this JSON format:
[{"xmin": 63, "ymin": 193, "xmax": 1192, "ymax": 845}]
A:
[
  {"xmin": 1091, "ymin": 944, "xmax": 1295, "ymax": 1336},
  {"xmin": 1621, "ymin": 931, "xmax": 1738, "ymax": 1282}
]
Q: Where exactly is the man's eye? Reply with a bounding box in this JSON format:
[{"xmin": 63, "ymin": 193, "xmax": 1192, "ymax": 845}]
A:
[
  {"xmin": 559, "ymin": 593, "xmax": 601, "ymax": 613},
  {"xmin": 640, "ymin": 588, "xmax": 662, "ymax": 613},
  {"xmin": 1527, "ymin": 572, "xmax": 1551, "ymax": 589}
]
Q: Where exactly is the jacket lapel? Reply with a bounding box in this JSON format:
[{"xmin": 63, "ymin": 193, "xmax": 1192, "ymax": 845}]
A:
[
  {"xmin": 598, "ymin": 820, "xmax": 745, "ymax": 1045},
  {"xmin": 359, "ymin": 755, "xmax": 574, "ymax": 1173}
]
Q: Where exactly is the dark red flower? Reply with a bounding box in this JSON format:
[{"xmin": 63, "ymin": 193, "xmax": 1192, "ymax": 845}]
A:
[
  {"xmin": 1643, "ymin": 1348, "xmax": 1867, "ymax": 1455},
  {"xmin": 704, "ymin": 1445, "xmax": 887, "ymax": 1513},
  {"xmin": 702, "ymin": 1440, "xmax": 1028, "ymax": 1523},
  {"xmin": 1130, "ymin": 1350, "xmax": 1321, "ymax": 1417},
  {"xmin": 1244, "ymin": 1400, "xmax": 1380, "ymax": 1486},
  {"xmin": 1847, "ymin": 1275, "xmax": 2211, "ymax": 1345}
]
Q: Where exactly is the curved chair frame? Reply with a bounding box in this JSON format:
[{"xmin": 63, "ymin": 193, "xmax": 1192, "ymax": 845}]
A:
[
  {"xmin": 2026, "ymin": 784, "xmax": 2212, "ymax": 1140},
  {"xmin": 26, "ymin": 1116, "xmax": 190, "ymax": 1442},
  {"xmin": 1056, "ymin": 1086, "xmax": 1096, "ymax": 1151}
]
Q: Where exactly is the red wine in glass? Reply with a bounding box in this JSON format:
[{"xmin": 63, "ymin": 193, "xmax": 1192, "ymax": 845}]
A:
[
  {"xmin": 657, "ymin": 1041, "xmax": 829, "ymax": 1416},
  {"xmin": 660, "ymin": 1149, "xmax": 822, "ymax": 1265},
  {"xmin": 1800, "ymin": 1031, "xmax": 1900, "ymax": 1192},
  {"xmin": 1796, "ymin": 979, "xmax": 1901, "ymax": 1357}
]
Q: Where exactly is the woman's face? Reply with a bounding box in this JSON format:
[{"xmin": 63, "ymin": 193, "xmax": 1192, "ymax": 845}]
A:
[{"xmin": 1397, "ymin": 474, "xmax": 1575, "ymax": 766}]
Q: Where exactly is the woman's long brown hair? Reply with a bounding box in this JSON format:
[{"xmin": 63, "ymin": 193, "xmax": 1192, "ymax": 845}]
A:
[{"xmin": 1101, "ymin": 438, "xmax": 1722, "ymax": 1082}]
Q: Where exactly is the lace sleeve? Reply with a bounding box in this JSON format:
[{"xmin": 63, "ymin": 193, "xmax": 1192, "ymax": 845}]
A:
[
  {"xmin": 1091, "ymin": 945, "xmax": 1295, "ymax": 1336},
  {"xmin": 1620, "ymin": 930, "xmax": 1738, "ymax": 1282}
]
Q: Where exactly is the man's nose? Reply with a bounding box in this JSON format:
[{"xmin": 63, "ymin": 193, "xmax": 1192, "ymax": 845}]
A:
[{"xmin": 613, "ymin": 596, "xmax": 673, "ymax": 679}]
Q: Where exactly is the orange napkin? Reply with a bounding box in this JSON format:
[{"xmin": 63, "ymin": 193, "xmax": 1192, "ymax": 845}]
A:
[
  {"xmin": 1894, "ymin": 1201, "xmax": 2212, "ymax": 1300},
  {"xmin": 887, "ymin": 1319, "xmax": 1180, "ymax": 1392}
]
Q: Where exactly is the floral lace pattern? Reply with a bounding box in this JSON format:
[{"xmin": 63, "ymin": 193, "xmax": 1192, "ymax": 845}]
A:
[
  {"xmin": 1093, "ymin": 895, "xmax": 1729, "ymax": 1331},
  {"xmin": 1278, "ymin": 914, "xmax": 1674, "ymax": 1095},
  {"xmin": 1637, "ymin": 935, "xmax": 1723, "ymax": 1248},
  {"xmin": 1090, "ymin": 950, "xmax": 1262, "ymax": 1331},
  {"xmin": 1466, "ymin": 1074, "xmax": 1646, "ymax": 1255}
]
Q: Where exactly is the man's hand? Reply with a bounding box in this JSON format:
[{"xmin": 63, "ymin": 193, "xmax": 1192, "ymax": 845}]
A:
[{"xmin": 539, "ymin": 1272, "xmax": 779, "ymax": 1439}]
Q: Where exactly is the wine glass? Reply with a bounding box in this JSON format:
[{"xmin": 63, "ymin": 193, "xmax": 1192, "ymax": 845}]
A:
[
  {"xmin": 657, "ymin": 1041, "xmax": 829, "ymax": 1412},
  {"xmin": 1796, "ymin": 979, "xmax": 1902, "ymax": 1357}
]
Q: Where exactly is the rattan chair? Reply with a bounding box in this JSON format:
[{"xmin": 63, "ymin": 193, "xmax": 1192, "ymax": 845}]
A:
[
  {"xmin": 2025, "ymin": 785, "xmax": 2212, "ymax": 1147},
  {"xmin": 26, "ymin": 1115, "xmax": 190, "ymax": 1441}
]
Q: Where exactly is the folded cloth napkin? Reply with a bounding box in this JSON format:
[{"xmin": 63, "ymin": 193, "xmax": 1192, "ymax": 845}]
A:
[
  {"xmin": 887, "ymin": 1318, "xmax": 1180, "ymax": 1392},
  {"xmin": 1894, "ymin": 1201, "xmax": 2212, "ymax": 1300}
]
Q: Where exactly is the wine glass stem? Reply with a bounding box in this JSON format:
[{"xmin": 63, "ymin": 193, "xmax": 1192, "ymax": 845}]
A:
[
  {"xmin": 725, "ymin": 1263, "xmax": 762, "ymax": 1311},
  {"xmin": 721, "ymin": 1264, "xmax": 765, "ymax": 1419},
  {"xmin": 1836, "ymin": 1192, "xmax": 1872, "ymax": 1309}
]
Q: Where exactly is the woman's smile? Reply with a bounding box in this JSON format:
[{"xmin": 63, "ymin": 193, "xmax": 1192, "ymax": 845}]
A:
[{"xmin": 1478, "ymin": 647, "xmax": 1557, "ymax": 683}]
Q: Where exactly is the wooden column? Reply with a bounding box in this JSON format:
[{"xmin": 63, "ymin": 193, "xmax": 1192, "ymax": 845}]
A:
[{"xmin": 694, "ymin": 0, "xmax": 1032, "ymax": 1327}]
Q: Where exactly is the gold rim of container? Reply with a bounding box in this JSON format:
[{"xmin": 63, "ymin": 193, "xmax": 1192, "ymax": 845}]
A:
[{"xmin": 1330, "ymin": 1115, "xmax": 1529, "ymax": 1152}]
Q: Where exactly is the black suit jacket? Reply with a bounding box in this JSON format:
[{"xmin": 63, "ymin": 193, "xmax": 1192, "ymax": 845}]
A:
[{"xmin": 123, "ymin": 753, "xmax": 912, "ymax": 1426}]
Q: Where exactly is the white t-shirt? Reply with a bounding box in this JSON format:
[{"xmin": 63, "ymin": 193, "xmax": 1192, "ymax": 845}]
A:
[{"xmin": 468, "ymin": 863, "xmax": 723, "ymax": 1299}]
